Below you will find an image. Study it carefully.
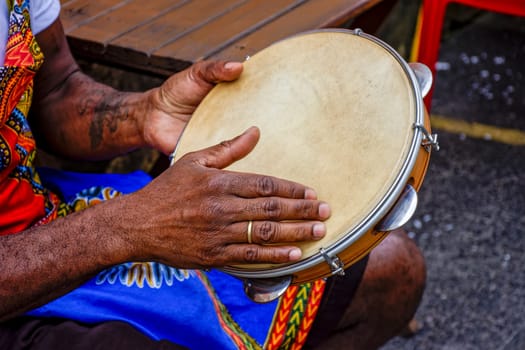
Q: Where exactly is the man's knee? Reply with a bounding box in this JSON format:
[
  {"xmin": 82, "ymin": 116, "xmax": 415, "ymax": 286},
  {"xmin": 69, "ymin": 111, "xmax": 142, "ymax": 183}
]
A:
[
  {"xmin": 372, "ymin": 228, "xmax": 427, "ymax": 297},
  {"xmin": 338, "ymin": 229, "xmax": 426, "ymax": 332}
]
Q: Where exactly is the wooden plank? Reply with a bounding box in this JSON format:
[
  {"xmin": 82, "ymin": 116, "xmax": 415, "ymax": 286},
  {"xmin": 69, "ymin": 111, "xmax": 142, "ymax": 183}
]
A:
[
  {"xmin": 60, "ymin": 0, "xmax": 79, "ymax": 7},
  {"xmin": 109, "ymin": 0, "xmax": 247, "ymax": 55},
  {"xmin": 98, "ymin": 0, "xmax": 247, "ymax": 74},
  {"xmin": 60, "ymin": 0, "xmax": 132, "ymax": 33},
  {"xmin": 210, "ymin": 0, "xmax": 383, "ymax": 62},
  {"xmin": 151, "ymin": 0, "xmax": 306, "ymax": 67},
  {"xmin": 61, "ymin": 0, "xmax": 384, "ymax": 75},
  {"xmin": 67, "ymin": 0, "xmax": 188, "ymax": 45}
]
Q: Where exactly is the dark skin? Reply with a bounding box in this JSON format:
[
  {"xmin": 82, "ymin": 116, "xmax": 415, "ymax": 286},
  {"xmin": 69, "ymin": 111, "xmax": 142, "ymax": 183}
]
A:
[
  {"xmin": 29, "ymin": 19, "xmax": 231, "ymax": 160},
  {"xmin": 0, "ymin": 19, "xmax": 330, "ymax": 320}
]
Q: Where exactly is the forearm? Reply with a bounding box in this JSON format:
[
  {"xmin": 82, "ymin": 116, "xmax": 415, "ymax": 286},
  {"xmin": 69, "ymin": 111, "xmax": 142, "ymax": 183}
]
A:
[
  {"xmin": 29, "ymin": 19, "xmax": 245, "ymax": 160},
  {"xmin": 28, "ymin": 19, "xmax": 154, "ymax": 160},
  {"xmin": 30, "ymin": 71, "xmax": 152, "ymax": 160},
  {"xmin": 0, "ymin": 197, "xmax": 131, "ymax": 321}
]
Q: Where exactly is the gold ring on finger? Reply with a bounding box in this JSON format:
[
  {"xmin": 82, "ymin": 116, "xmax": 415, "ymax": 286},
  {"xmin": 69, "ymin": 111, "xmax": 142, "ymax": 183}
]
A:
[{"xmin": 247, "ymin": 220, "xmax": 253, "ymax": 244}]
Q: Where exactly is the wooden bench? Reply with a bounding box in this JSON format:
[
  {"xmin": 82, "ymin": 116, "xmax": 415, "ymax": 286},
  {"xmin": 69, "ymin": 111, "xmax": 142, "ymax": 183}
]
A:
[{"xmin": 59, "ymin": 0, "xmax": 390, "ymax": 76}]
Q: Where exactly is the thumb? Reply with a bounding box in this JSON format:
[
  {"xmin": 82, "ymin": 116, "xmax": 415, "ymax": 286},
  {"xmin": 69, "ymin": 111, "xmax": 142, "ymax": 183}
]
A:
[{"xmin": 195, "ymin": 126, "xmax": 260, "ymax": 169}]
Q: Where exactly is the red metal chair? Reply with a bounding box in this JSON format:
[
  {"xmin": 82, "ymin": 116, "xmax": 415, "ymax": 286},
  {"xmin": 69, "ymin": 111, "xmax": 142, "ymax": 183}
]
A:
[{"xmin": 412, "ymin": 0, "xmax": 525, "ymax": 110}]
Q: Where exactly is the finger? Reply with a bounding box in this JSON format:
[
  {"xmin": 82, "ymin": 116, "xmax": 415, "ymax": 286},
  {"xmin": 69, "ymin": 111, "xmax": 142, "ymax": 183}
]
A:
[
  {"xmin": 225, "ymin": 172, "xmax": 318, "ymax": 200},
  {"xmin": 222, "ymin": 244, "xmax": 303, "ymax": 264},
  {"xmin": 231, "ymin": 220, "xmax": 326, "ymax": 244},
  {"xmin": 190, "ymin": 126, "xmax": 261, "ymax": 170},
  {"xmin": 193, "ymin": 60, "xmax": 243, "ymax": 84},
  {"xmin": 236, "ymin": 197, "xmax": 331, "ymax": 222}
]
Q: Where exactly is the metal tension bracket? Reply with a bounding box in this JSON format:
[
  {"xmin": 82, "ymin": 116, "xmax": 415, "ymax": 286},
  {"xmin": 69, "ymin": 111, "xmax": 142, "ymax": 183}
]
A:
[
  {"xmin": 319, "ymin": 248, "xmax": 345, "ymax": 277},
  {"xmin": 414, "ymin": 123, "xmax": 440, "ymax": 152}
]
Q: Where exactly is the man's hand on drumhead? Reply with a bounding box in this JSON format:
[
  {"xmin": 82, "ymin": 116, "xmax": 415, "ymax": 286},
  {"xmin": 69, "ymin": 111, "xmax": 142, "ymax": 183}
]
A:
[
  {"xmin": 141, "ymin": 60, "xmax": 244, "ymax": 155},
  {"xmin": 123, "ymin": 127, "xmax": 330, "ymax": 269}
]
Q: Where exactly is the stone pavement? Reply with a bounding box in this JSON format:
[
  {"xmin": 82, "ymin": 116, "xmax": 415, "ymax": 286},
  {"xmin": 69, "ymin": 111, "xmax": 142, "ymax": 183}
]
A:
[{"xmin": 315, "ymin": 3, "xmax": 525, "ymax": 350}]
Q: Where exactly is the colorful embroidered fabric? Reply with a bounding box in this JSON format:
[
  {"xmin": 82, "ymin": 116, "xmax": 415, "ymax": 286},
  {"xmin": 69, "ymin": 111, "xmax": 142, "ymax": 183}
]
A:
[{"xmin": 0, "ymin": 1, "xmax": 327, "ymax": 348}]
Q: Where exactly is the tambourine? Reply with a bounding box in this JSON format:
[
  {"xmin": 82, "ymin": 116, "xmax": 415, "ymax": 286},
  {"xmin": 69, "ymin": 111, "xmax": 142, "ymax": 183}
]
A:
[{"xmin": 170, "ymin": 29, "xmax": 439, "ymax": 302}]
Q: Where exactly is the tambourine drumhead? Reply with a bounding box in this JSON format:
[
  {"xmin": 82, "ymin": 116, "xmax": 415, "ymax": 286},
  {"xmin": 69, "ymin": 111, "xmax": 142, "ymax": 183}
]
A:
[{"xmin": 172, "ymin": 29, "xmax": 425, "ymax": 279}]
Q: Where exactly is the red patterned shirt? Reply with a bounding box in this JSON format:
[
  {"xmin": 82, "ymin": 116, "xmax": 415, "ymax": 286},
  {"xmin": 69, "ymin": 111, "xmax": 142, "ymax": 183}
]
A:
[{"xmin": 0, "ymin": 0, "xmax": 61, "ymax": 234}]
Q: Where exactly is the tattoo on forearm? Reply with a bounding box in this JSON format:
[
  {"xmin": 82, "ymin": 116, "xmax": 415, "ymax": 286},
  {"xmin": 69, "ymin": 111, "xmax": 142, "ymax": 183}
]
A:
[{"xmin": 78, "ymin": 90, "xmax": 132, "ymax": 150}]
